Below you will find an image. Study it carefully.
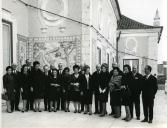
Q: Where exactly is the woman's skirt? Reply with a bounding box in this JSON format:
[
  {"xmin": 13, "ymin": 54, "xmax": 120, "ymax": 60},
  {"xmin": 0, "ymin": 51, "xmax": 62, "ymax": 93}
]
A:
[
  {"xmin": 110, "ymin": 90, "xmax": 121, "ymax": 106},
  {"xmin": 49, "ymin": 87, "xmax": 61, "ymax": 102},
  {"xmin": 70, "ymin": 91, "xmax": 81, "ymax": 102},
  {"xmin": 63, "ymin": 90, "xmax": 70, "ymax": 101},
  {"xmin": 121, "ymin": 88, "xmax": 131, "ymax": 106}
]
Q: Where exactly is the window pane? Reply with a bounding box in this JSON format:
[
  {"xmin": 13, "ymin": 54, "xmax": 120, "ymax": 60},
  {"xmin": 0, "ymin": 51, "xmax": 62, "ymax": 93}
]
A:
[
  {"xmin": 123, "ymin": 59, "xmax": 139, "ymax": 70},
  {"xmin": 3, "ymin": 22, "xmax": 12, "ymax": 74}
]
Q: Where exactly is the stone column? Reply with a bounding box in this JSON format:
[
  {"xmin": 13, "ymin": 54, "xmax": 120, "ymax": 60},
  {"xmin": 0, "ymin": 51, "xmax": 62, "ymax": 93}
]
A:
[{"xmin": 81, "ymin": 0, "xmax": 92, "ymax": 70}]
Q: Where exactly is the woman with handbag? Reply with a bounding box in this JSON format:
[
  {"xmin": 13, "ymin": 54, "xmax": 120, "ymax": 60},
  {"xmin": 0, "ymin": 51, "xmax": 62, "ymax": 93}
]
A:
[
  {"xmin": 121, "ymin": 64, "xmax": 133, "ymax": 121},
  {"xmin": 3, "ymin": 66, "xmax": 15, "ymax": 113},
  {"xmin": 109, "ymin": 67, "xmax": 123, "ymax": 118}
]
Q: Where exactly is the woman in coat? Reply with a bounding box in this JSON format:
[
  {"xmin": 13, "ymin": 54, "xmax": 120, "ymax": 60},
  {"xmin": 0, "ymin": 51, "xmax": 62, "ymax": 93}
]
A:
[
  {"xmin": 99, "ymin": 63, "xmax": 110, "ymax": 117},
  {"xmin": 20, "ymin": 64, "xmax": 31, "ymax": 112},
  {"xmin": 62, "ymin": 67, "xmax": 71, "ymax": 112},
  {"xmin": 30, "ymin": 61, "xmax": 44, "ymax": 112},
  {"xmin": 109, "ymin": 67, "xmax": 123, "ymax": 118},
  {"xmin": 80, "ymin": 65, "xmax": 93, "ymax": 115},
  {"xmin": 122, "ymin": 64, "xmax": 133, "ymax": 121},
  {"xmin": 3, "ymin": 66, "xmax": 15, "ymax": 113},
  {"xmin": 49, "ymin": 69, "xmax": 61, "ymax": 112},
  {"xmin": 70, "ymin": 65, "xmax": 82, "ymax": 113}
]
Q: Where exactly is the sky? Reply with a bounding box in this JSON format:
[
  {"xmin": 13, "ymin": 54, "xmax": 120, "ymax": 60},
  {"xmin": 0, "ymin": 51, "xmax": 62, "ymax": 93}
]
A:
[{"xmin": 118, "ymin": 0, "xmax": 167, "ymax": 64}]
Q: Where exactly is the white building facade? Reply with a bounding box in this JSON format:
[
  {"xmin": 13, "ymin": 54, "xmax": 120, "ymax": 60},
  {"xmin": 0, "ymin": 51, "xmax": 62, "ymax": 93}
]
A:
[{"xmin": 1, "ymin": 0, "xmax": 163, "ymax": 87}]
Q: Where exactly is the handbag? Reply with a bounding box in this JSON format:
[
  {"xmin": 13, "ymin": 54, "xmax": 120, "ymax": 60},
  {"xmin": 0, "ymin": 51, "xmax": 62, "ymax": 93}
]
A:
[{"xmin": 2, "ymin": 93, "xmax": 8, "ymax": 101}]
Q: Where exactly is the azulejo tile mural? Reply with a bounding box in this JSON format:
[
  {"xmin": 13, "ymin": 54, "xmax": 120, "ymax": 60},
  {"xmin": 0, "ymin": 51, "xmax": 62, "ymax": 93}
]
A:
[
  {"xmin": 17, "ymin": 35, "xmax": 29, "ymax": 69},
  {"xmin": 18, "ymin": 35, "xmax": 82, "ymax": 68}
]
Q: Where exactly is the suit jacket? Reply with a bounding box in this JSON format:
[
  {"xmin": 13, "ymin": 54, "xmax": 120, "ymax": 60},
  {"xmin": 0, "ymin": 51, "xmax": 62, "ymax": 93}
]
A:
[
  {"xmin": 12, "ymin": 70, "xmax": 21, "ymax": 90},
  {"xmin": 42, "ymin": 72, "xmax": 51, "ymax": 93},
  {"xmin": 129, "ymin": 73, "xmax": 143, "ymax": 96},
  {"xmin": 92, "ymin": 71, "xmax": 101, "ymax": 92},
  {"xmin": 48, "ymin": 70, "xmax": 53, "ymax": 77},
  {"xmin": 99, "ymin": 71, "xmax": 110, "ymax": 90},
  {"xmin": 80, "ymin": 74, "xmax": 93, "ymax": 93},
  {"xmin": 142, "ymin": 74, "xmax": 158, "ymax": 100},
  {"xmin": 57, "ymin": 69, "xmax": 63, "ymax": 85}
]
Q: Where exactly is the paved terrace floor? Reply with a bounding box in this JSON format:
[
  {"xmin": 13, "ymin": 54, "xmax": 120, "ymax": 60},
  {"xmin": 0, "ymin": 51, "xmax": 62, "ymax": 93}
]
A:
[{"xmin": 1, "ymin": 90, "xmax": 167, "ymax": 128}]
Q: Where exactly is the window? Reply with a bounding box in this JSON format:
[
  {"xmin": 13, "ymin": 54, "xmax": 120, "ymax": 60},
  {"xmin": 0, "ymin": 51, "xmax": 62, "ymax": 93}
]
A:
[
  {"xmin": 2, "ymin": 20, "xmax": 13, "ymax": 73},
  {"xmin": 97, "ymin": 47, "xmax": 101, "ymax": 64},
  {"xmin": 123, "ymin": 59, "xmax": 139, "ymax": 70}
]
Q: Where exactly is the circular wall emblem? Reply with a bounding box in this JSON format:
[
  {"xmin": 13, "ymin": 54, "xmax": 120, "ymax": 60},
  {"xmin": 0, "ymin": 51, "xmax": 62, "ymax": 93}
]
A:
[
  {"xmin": 38, "ymin": 0, "xmax": 68, "ymax": 26},
  {"xmin": 125, "ymin": 37, "xmax": 137, "ymax": 53}
]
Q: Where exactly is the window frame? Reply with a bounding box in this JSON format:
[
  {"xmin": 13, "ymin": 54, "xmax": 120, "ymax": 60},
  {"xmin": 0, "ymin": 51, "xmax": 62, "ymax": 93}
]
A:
[{"xmin": 2, "ymin": 19, "xmax": 13, "ymax": 64}]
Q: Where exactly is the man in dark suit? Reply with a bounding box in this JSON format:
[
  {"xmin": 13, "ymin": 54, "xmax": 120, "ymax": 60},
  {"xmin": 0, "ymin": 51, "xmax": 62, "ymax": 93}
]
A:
[
  {"xmin": 48, "ymin": 65, "xmax": 55, "ymax": 77},
  {"xmin": 129, "ymin": 65, "xmax": 143, "ymax": 120},
  {"xmin": 25, "ymin": 59, "xmax": 32, "ymax": 73},
  {"xmin": 79, "ymin": 64, "xmax": 85, "ymax": 112},
  {"xmin": 11, "ymin": 63, "xmax": 20, "ymax": 111},
  {"xmin": 92, "ymin": 64, "xmax": 101, "ymax": 114},
  {"xmin": 43, "ymin": 65, "xmax": 50, "ymax": 111},
  {"xmin": 141, "ymin": 65, "xmax": 158, "ymax": 123},
  {"xmin": 25, "ymin": 59, "xmax": 34, "ymax": 111},
  {"xmin": 57, "ymin": 63, "xmax": 64, "ymax": 110}
]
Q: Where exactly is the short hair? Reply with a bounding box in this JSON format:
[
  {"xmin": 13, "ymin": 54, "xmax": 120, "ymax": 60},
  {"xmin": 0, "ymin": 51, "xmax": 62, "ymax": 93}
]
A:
[
  {"xmin": 6, "ymin": 66, "xmax": 12, "ymax": 71},
  {"xmin": 73, "ymin": 64, "xmax": 80, "ymax": 70},
  {"xmin": 11, "ymin": 63, "xmax": 17, "ymax": 66},
  {"xmin": 43, "ymin": 65, "xmax": 49, "ymax": 69},
  {"xmin": 123, "ymin": 64, "xmax": 131, "ymax": 72},
  {"xmin": 96, "ymin": 64, "xmax": 101, "ymax": 68},
  {"xmin": 52, "ymin": 68, "xmax": 58, "ymax": 72},
  {"xmin": 33, "ymin": 61, "xmax": 40, "ymax": 67},
  {"xmin": 101, "ymin": 63, "xmax": 108, "ymax": 70},
  {"xmin": 63, "ymin": 67, "xmax": 70, "ymax": 72},
  {"xmin": 21, "ymin": 64, "xmax": 28, "ymax": 73},
  {"xmin": 25, "ymin": 59, "xmax": 29, "ymax": 62},
  {"xmin": 84, "ymin": 65, "xmax": 90, "ymax": 72},
  {"xmin": 145, "ymin": 65, "xmax": 152, "ymax": 72},
  {"xmin": 113, "ymin": 67, "xmax": 120, "ymax": 73}
]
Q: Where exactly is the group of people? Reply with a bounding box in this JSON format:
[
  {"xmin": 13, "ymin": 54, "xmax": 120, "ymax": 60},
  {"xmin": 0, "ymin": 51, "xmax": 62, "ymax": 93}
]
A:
[{"xmin": 3, "ymin": 59, "xmax": 158, "ymax": 124}]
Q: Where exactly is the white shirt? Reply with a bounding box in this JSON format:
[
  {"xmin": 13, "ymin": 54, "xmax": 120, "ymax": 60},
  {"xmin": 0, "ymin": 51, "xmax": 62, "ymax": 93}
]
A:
[
  {"xmin": 59, "ymin": 70, "xmax": 62, "ymax": 74},
  {"xmin": 146, "ymin": 74, "xmax": 151, "ymax": 79},
  {"xmin": 85, "ymin": 74, "xmax": 89, "ymax": 89}
]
